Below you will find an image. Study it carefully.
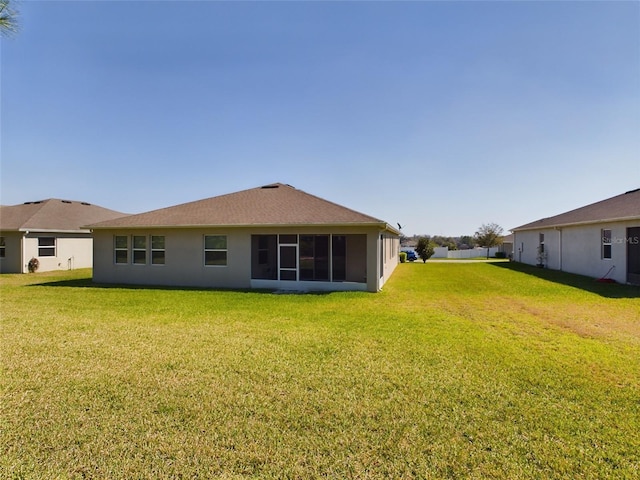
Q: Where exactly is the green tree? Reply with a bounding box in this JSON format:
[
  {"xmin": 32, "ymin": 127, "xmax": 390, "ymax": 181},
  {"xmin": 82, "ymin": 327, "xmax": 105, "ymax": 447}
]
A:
[
  {"xmin": 415, "ymin": 236, "xmax": 435, "ymax": 263},
  {"xmin": 0, "ymin": 0, "xmax": 18, "ymax": 36},
  {"xmin": 457, "ymin": 235, "xmax": 476, "ymax": 249},
  {"xmin": 474, "ymin": 223, "xmax": 504, "ymax": 258}
]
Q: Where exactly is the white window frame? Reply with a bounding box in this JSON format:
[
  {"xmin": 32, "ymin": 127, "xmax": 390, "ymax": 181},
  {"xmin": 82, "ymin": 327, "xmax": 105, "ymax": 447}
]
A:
[
  {"xmin": 114, "ymin": 235, "xmax": 129, "ymax": 264},
  {"xmin": 132, "ymin": 235, "xmax": 147, "ymax": 265},
  {"xmin": 204, "ymin": 235, "xmax": 227, "ymax": 267},
  {"xmin": 151, "ymin": 236, "xmax": 165, "ymax": 265},
  {"xmin": 38, "ymin": 237, "xmax": 56, "ymax": 257},
  {"xmin": 601, "ymin": 229, "xmax": 612, "ymax": 260}
]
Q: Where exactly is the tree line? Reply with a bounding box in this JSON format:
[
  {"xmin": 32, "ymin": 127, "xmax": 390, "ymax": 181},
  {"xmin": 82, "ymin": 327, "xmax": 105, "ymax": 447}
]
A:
[{"xmin": 405, "ymin": 223, "xmax": 504, "ymax": 262}]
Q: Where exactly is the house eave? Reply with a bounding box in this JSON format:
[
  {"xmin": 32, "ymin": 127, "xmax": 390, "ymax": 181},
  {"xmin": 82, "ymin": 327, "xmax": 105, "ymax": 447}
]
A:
[
  {"xmin": 87, "ymin": 222, "xmax": 397, "ymax": 232},
  {"xmin": 17, "ymin": 228, "xmax": 91, "ymax": 234},
  {"xmin": 511, "ymin": 215, "xmax": 640, "ymax": 232}
]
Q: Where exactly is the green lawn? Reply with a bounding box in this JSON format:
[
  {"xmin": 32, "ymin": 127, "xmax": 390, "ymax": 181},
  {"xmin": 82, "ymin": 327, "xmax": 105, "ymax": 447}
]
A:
[{"xmin": 1, "ymin": 264, "xmax": 639, "ymax": 479}]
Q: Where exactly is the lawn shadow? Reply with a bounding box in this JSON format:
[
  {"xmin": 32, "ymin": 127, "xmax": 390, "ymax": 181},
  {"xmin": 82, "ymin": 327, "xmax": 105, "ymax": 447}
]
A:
[
  {"xmin": 30, "ymin": 277, "xmax": 343, "ymax": 296},
  {"xmin": 490, "ymin": 262, "xmax": 640, "ymax": 299}
]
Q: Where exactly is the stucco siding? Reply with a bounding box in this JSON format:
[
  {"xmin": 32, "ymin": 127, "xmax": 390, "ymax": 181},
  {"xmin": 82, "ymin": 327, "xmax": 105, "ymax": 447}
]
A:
[
  {"xmin": 379, "ymin": 233, "xmax": 399, "ymax": 289},
  {"xmin": 561, "ymin": 222, "xmax": 635, "ymax": 284},
  {"xmin": 0, "ymin": 232, "xmax": 23, "ymax": 273},
  {"xmin": 514, "ymin": 220, "xmax": 639, "ymax": 284},
  {"xmin": 93, "ymin": 229, "xmax": 251, "ymax": 289},
  {"xmin": 93, "ymin": 226, "xmax": 392, "ymax": 291},
  {"xmin": 1, "ymin": 233, "xmax": 93, "ymax": 273}
]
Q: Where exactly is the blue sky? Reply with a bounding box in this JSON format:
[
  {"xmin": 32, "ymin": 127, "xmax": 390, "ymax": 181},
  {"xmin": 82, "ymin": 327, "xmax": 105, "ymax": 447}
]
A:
[{"xmin": 2, "ymin": 1, "xmax": 638, "ymax": 236}]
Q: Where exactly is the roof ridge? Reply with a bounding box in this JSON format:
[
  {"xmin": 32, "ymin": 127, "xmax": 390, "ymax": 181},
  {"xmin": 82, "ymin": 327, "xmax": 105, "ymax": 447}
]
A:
[
  {"xmin": 293, "ymin": 185, "xmax": 383, "ymax": 223},
  {"xmin": 87, "ymin": 183, "xmax": 390, "ymax": 229},
  {"xmin": 7, "ymin": 199, "xmax": 49, "ymax": 229}
]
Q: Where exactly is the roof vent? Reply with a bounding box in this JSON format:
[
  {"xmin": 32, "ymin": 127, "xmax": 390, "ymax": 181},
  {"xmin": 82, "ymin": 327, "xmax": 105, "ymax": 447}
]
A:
[
  {"xmin": 81, "ymin": 202, "xmax": 91, "ymax": 205},
  {"xmin": 24, "ymin": 201, "xmax": 42, "ymax": 205},
  {"xmin": 62, "ymin": 200, "xmax": 72, "ymax": 204},
  {"xmin": 624, "ymin": 188, "xmax": 640, "ymax": 194},
  {"xmin": 261, "ymin": 184, "xmax": 280, "ymax": 189}
]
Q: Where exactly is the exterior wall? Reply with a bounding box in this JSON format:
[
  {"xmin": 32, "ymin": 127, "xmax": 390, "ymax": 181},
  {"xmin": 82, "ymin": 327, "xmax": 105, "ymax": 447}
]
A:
[
  {"xmin": 513, "ymin": 220, "xmax": 640, "ymax": 284},
  {"xmin": 93, "ymin": 226, "xmax": 399, "ymax": 292},
  {"xmin": 23, "ymin": 233, "xmax": 93, "ymax": 272},
  {"xmin": 561, "ymin": 222, "xmax": 637, "ymax": 284},
  {"xmin": 346, "ymin": 234, "xmax": 367, "ymax": 283},
  {"xmin": 93, "ymin": 228, "xmax": 251, "ymax": 289},
  {"xmin": 377, "ymin": 232, "xmax": 399, "ymax": 290},
  {"xmin": 499, "ymin": 242, "xmax": 514, "ymax": 257},
  {"xmin": 0, "ymin": 232, "xmax": 23, "ymax": 273},
  {"xmin": 513, "ymin": 229, "xmax": 561, "ymax": 270},
  {"xmin": 0, "ymin": 232, "xmax": 93, "ymax": 273}
]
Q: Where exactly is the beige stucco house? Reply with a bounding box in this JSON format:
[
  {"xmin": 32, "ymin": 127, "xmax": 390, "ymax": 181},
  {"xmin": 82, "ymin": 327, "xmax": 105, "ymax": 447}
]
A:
[
  {"xmin": 88, "ymin": 183, "xmax": 400, "ymax": 292},
  {"xmin": 512, "ymin": 189, "xmax": 640, "ymax": 285},
  {"xmin": 0, "ymin": 199, "xmax": 127, "ymax": 273}
]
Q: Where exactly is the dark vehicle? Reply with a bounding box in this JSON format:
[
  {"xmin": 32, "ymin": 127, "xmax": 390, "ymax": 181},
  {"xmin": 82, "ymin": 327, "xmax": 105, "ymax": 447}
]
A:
[{"xmin": 402, "ymin": 250, "xmax": 417, "ymax": 262}]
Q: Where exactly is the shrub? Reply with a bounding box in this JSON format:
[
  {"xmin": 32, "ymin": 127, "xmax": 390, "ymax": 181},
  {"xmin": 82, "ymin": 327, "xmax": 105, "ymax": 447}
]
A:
[
  {"xmin": 28, "ymin": 257, "xmax": 39, "ymax": 273},
  {"xmin": 495, "ymin": 252, "xmax": 506, "ymax": 259},
  {"xmin": 399, "ymin": 252, "xmax": 407, "ymax": 263},
  {"xmin": 415, "ymin": 237, "xmax": 436, "ymax": 263}
]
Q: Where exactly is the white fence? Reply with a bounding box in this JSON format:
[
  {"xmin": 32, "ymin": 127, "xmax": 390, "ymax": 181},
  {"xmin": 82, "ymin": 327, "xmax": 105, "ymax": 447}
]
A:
[{"xmin": 432, "ymin": 247, "xmax": 499, "ymax": 259}]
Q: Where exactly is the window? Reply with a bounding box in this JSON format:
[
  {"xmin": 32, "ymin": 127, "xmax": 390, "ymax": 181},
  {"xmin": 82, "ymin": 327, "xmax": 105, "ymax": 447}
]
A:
[
  {"xmin": 299, "ymin": 235, "xmax": 329, "ymax": 281},
  {"xmin": 0, "ymin": 237, "xmax": 5, "ymax": 258},
  {"xmin": 332, "ymin": 235, "xmax": 346, "ymax": 281},
  {"xmin": 252, "ymin": 235, "xmax": 277, "ymax": 280},
  {"xmin": 250, "ymin": 234, "xmax": 364, "ymax": 284},
  {"xmin": 133, "ymin": 236, "xmax": 147, "ymax": 264},
  {"xmin": 151, "ymin": 236, "xmax": 165, "ymax": 265},
  {"xmin": 602, "ymin": 229, "xmax": 612, "ymax": 259},
  {"xmin": 115, "ymin": 236, "xmax": 128, "ymax": 264},
  {"xmin": 538, "ymin": 233, "xmax": 544, "ymax": 255},
  {"xmin": 204, "ymin": 235, "xmax": 227, "ymax": 266},
  {"xmin": 38, "ymin": 237, "xmax": 56, "ymax": 257}
]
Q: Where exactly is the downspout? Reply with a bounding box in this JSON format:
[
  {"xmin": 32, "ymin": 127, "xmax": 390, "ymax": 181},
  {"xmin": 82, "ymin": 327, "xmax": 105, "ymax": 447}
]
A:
[
  {"xmin": 22, "ymin": 231, "xmax": 29, "ymax": 273},
  {"xmin": 555, "ymin": 227, "xmax": 563, "ymax": 271}
]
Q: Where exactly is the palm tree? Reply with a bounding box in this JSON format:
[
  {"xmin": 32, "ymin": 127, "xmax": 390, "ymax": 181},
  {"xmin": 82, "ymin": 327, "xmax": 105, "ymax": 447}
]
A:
[{"xmin": 0, "ymin": 0, "xmax": 18, "ymax": 37}]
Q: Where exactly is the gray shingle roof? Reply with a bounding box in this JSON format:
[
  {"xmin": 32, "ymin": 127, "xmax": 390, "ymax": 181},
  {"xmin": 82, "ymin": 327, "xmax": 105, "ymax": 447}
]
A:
[
  {"xmin": 88, "ymin": 183, "xmax": 390, "ymax": 229},
  {"xmin": 512, "ymin": 189, "xmax": 640, "ymax": 231},
  {"xmin": 0, "ymin": 199, "xmax": 128, "ymax": 232}
]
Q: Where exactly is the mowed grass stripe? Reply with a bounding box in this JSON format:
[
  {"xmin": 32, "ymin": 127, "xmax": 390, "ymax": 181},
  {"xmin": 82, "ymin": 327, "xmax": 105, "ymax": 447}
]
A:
[{"xmin": 1, "ymin": 264, "xmax": 639, "ymax": 479}]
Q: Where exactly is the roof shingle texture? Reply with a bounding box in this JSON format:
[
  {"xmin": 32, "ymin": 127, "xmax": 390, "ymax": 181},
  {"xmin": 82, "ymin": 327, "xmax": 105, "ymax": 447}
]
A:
[
  {"xmin": 0, "ymin": 199, "xmax": 127, "ymax": 232},
  {"xmin": 513, "ymin": 189, "xmax": 640, "ymax": 231},
  {"xmin": 89, "ymin": 184, "xmax": 385, "ymax": 228}
]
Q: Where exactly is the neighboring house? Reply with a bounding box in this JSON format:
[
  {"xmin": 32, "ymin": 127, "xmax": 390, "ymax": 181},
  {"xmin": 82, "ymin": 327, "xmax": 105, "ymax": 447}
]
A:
[
  {"xmin": 88, "ymin": 183, "xmax": 400, "ymax": 292},
  {"xmin": 511, "ymin": 189, "xmax": 640, "ymax": 285},
  {"xmin": 0, "ymin": 199, "xmax": 127, "ymax": 273},
  {"xmin": 499, "ymin": 234, "xmax": 514, "ymax": 257}
]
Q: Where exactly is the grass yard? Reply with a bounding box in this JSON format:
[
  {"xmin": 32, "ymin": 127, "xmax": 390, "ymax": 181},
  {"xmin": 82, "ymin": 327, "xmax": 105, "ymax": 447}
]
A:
[{"xmin": 1, "ymin": 263, "xmax": 639, "ymax": 479}]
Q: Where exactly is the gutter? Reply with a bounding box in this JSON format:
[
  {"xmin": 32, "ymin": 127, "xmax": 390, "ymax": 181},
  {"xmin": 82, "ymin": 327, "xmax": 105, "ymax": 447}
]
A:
[
  {"xmin": 86, "ymin": 222, "xmax": 399, "ymax": 233},
  {"xmin": 511, "ymin": 215, "xmax": 640, "ymax": 232},
  {"xmin": 555, "ymin": 226, "xmax": 563, "ymax": 271},
  {"xmin": 19, "ymin": 228, "xmax": 91, "ymax": 234}
]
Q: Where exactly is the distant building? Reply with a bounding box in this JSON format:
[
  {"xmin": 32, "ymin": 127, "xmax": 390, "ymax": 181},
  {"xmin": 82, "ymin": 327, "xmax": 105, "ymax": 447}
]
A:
[
  {"xmin": 500, "ymin": 234, "xmax": 513, "ymax": 257},
  {"xmin": 88, "ymin": 183, "xmax": 400, "ymax": 292},
  {"xmin": 511, "ymin": 189, "xmax": 640, "ymax": 284},
  {"xmin": 0, "ymin": 199, "xmax": 127, "ymax": 273}
]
